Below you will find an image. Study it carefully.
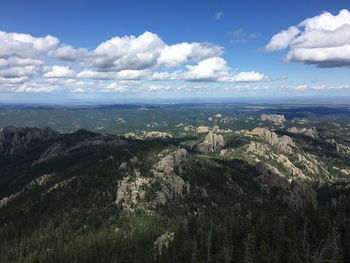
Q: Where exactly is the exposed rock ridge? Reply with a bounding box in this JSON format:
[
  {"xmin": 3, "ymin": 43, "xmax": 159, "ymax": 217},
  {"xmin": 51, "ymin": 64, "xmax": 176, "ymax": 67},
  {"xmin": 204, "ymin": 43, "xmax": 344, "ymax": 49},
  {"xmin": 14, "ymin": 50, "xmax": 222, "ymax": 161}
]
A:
[
  {"xmin": 261, "ymin": 114, "xmax": 286, "ymax": 124},
  {"xmin": 248, "ymin": 128, "xmax": 295, "ymax": 153},
  {"xmin": 0, "ymin": 173, "xmax": 55, "ymax": 208},
  {"xmin": 287, "ymin": 127, "xmax": 318, "ymax": 139},
  {"xmin": 115, "ymin": 149, "xmax": 190, "ymax": 212},
  {"xmin": 197, "ymin": 132, "xmax": 225, "ymax": 153},
  {"xmin": 0, "ymin": 126, "xmax": 59, "ymax": 155}
]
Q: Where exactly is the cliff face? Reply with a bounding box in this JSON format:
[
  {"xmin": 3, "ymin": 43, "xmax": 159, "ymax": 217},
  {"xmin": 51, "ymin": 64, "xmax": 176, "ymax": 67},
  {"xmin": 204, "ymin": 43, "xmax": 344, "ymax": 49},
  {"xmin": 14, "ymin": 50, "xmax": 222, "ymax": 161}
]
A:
[
  {"xmin": 261, "ymin": 114, "xmax": 286, "ymax": 124},
  {"xmin": 197, "ymin": 132, "xmax": 225, "ymax": 153},
  {"xmin": 0, "ymin": 126, "xmax": 59, "ymax": 155}
]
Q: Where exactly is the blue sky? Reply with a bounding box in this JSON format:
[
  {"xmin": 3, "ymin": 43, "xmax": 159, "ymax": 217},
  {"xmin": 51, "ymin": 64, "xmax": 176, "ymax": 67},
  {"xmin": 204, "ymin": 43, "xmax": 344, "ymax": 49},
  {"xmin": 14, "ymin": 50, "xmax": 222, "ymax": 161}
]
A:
[{"xmin": 0, "ymin": 0, "xmax": 350, "ymax": 103}]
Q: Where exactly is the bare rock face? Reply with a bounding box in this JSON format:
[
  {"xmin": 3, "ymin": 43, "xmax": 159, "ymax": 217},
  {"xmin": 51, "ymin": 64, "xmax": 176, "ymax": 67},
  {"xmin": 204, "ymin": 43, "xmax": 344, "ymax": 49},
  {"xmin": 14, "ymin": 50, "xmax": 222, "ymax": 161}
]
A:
[
  {"xmin": 196, "ymin": 126, "xmax": 210, "ymax": 133},
  {"xmin": 197, "ymin": 132, "xmax": 225, "ymax": 153},
  {"xmin": 287, "ymin": 127, "xmax": 318, "ymax": 139},
  {"xmin": 245, "ymin": 141, "xmax": 269, "ymax": 157},
  {"xmin": 154, "ymin": 232, "xmax": 175, "ymax": 256},
  {"xmin": 115, "ymin": 149, "xmax": 190, "ymax": 212},
  {"xmin": 326, "ymin": 139, "xmax": 350, "ymax": 156},
  {"xmin": 125, "ymin": 131, "xmax": 173, "ymax": 140},
  {"xmin": 142, "ymin": 131, "xmax": 173, "ymax": 140},
  {"xmin": 276, "ymin": 155, "xmax": 308, "ymax": 180},
  {"xmin": 256, "ymin": 162, "xmax": 317, "ymax": 210},
  {"xmin": 297, "ymin": 153, "xmax": 322, "ymax": 175},
  {"xmin": 33, "ymin": 143, "xmax": 65, "ymax": 165},
  {"xmin": 115, "ymin": 174, "xmax": 151, "ymax": 211},
  {"xmin": 261, "ymin": 114, "xmax": 286, "ymax": 124},
  {"xmin": 212, "ymin": 125, "xmax": 232, "ymax": 133},
  {"xmin": 248, "ymin": 128, "xmax": 295, "ymax": 153},
  {"xmin": 0, "ymin": 126, "xmax": 59, "ymax": 155},
  {"xmin": 196, "ymin": 126, "xmax": 232, "ymax": 134}
]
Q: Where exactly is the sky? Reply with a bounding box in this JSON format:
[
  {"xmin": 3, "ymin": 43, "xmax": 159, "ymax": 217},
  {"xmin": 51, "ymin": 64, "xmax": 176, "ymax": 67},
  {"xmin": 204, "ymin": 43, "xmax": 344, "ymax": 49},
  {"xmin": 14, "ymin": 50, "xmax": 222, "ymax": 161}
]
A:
[{"xmin": 0, "ymin": 0, "xmax": 350, "ymax": 103}]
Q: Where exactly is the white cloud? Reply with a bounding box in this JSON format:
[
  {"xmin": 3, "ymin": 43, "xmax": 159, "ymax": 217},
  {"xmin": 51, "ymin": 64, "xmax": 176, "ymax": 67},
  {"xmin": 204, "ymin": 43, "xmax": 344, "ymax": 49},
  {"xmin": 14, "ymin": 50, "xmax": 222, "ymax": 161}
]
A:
[
  {"xmin": 183, "ymin": 57, "xmax": 230, "ymax": 81},
  {"xmin": 51, "ymin": 45, "xmax": 88, "ymax": 61},
  {"xmin": 230, "ymin": 71, "xmax": 267, "ymax": 82},
  {"xmin": 0, "ymin": 76, "xmax": 29, "ymax": 84},
  {"xmin": 115, "ymin": 69, "xmax": 150, "ymax": 80},
  {"xmin": 0, "ymin": 65, "xmax": 38, "ymax": 79},
  {"xmin": 293, "ymin": 84, "xmax": 350, "ymax": 91},
  {"xmin": 103, "ymin": 81, "xmax": 137, "ymax": 92},
  {"xmin": 152, "ymin": 58, "xmax": 267, "ymax": 83},
  {"xmin": 158, "ymin": 42, "xmax": 222, "ymax": 67},
  {"xmin": 15, "ymin": 83, "xmax": 58, "ymax": 93},
  {"xmin": 0, "ymin": 31, "xmax": 59, "ymax": 84},
  {"xmin": 0, "ymin": 30, "xmax": 268, "ymax": 93},
  {"xmin": 77, "ymin": 70, "xmax": 113, "ymax": 79},
  {"xmin": 89, "ymin": 31, "xmax": 165, "ymax": 71},
  {"xmin": 265, "ymin": 26, "xmax": 300, "ymax": 51},
  {"xmin": 0, "ymin": 31, "xmax": 59, "ymax": 59},
  {"xmin": 42, "ymin": 66, "xmax": 76, "ymax": 78},
  {"xmin": 266, "ymin": 9, "xmax": 350, "ymax": 67},
  {"xmin": 84, "ymin": 32, "xmax": 223, "ymax": 72}
]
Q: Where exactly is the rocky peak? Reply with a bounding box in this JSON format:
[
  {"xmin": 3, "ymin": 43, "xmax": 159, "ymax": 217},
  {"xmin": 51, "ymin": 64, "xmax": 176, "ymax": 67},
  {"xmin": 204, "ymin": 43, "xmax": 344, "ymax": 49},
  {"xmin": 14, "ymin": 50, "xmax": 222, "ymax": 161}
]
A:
[
  {"xmin": 261, "ymin": 114, "xmax": 286, "ymax": 124},
  {"xmin": 248, "ymin": 128, "xmax": 295, "ymax": 153},
  {"xmin": 197, "ymin": 132, "xmax": 225, "ymax": 153},
  {"xmin": 0, "ymin": 126, "xmax": 59, "ymax": 155},
  {"xmin": 287, "ymin": 127, "xmax": 318, "ymax": 139}
]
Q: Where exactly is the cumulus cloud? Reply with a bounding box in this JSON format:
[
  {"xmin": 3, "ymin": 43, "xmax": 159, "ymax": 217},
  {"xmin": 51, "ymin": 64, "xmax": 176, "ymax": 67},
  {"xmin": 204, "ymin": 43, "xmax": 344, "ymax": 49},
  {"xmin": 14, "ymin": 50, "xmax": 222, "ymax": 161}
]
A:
[
  {"xmin": 152, "ymin": 57, "xmax": 268, "ymax": 83},
  {"xmin": 15, "ymin": 82, "xmax": 59, "ymax": 93},
  {"xmin": 266, "ymin": 9, "xmax": 350, "ymax": 67},
  {"xmin": 0, "ymin": 30, "xmax": 268, "ymax": 93},
  {"xmin": 183, "ymin": 57, "xmax": 230, "ymax": 81},
  {"xmin": 265, "ymin": 26, "xmax": 300, "ymax": 51},
  {"xmin": 85, "ymin": 32, "xmax": 223, "ymax": 71},
  {"xmin": 158, "ymin": 42, "xmax": 223, "ymax": 67},
  {"xmin": 51, "ymin": 45, "xmax": 88, "ymax": 61},
  {"xmin": 42, "ymin": 66, "xmax": 76, "ymax": 78},
  {"xmin": 230, "ymin": 71, "xmax": 267, "ymax": 82},
  {"xmin": 103, "ymin": 81, "xmax": 137, "ymax": 92},
  {"xmin": 0, "ymin": 31, "xmax": 59, "ymax": 59}
]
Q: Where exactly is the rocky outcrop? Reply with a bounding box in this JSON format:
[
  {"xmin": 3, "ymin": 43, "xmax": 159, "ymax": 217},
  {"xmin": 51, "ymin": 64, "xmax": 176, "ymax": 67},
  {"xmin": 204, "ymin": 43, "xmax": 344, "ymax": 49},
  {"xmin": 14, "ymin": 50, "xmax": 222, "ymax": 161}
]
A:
[
  {"xmin": 125, "ymin": 131, "xmax": 173, "ymax": 140},
  {"xmin": 196, "ymin": 125, "xmax": 232, "ymax": 134},
  {"xmin": 296, "ymin": 153, "xmax": 322, "ymax": 175},
  {"xmin": 116, "ymin": 173, "xmax": 151, "ymax": 211},
  {"xmin": 47, "ymin": 177, "xmax": 76, "ymax": 193},
  {"xmin": 142, "ymin": 131, "xmax": 173, "ymax": 140},
  {"xmin": 287, "ymin": 127, "xmax": 318, "ymax": 139},
  {"xmin": 196, "ymin": 126, "xmax": 210, "ymax": 133},
  {"xmin": 326, "ymin": 139, "xmax": 350, "ymax": 156},
  {"xmin": 154, "ymin": 232, "xmax": 175, "ymax": 256},
  {"xmin": 115, "ymin": 149, "xmax": 190, "ymax": 212},
  {"xmin": 245, "ymin": 141, "xmax": 270, "ymax": 158},
  {"xmin": 197, "ymin": 132, "xmax": 225, "ymax": 153},
  {"xmin": 0, "ymin": 173, "xmax": 55, "ymax": 208},
  {"xmin": 0, "ymin": 126, "xmax": 59, "ymax": 155},
  {"xmin": 212, "ymin": 125, "xmax": 232, "ymax": 133},
  {"xmin": 261, "ymin": 114, "xmax": 286, "ymax": 124},
  {"xmin": 276, "ymin": 155, "xmax": 308, "ymax": 180},
  {"xmin": 248, "ymin": 128, "xmax": 295, "ymax": 153},
  {"xmin": 256, "ymin": 162, "xmax": 317, "ymax": 210}
]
